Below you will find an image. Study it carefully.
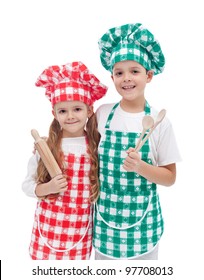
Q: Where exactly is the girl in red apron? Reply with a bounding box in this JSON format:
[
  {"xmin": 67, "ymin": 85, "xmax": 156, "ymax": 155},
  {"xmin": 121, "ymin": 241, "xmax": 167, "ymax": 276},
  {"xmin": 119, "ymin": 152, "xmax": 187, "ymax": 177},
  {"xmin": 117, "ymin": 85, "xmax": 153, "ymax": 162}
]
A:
[{"xmin": 22, "ymin": 61, "xmax": 107, "ymax": 260}]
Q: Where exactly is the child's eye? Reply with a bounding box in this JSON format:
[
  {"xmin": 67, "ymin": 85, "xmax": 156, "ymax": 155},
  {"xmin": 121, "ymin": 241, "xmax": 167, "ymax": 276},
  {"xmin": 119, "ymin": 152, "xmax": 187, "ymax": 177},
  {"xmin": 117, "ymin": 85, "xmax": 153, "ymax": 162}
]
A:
[
  {"xmin": 58, "ymin": 109, "xmax": 66, "ymax": 114},
  {"xmin": 132, "ymin": 70, "xmax": 139, "ymax": 74},
  {"xmin": 115, "ymin": 71, "xmax": 122, "ymax": 76},
  {"xmin": 74, "ymin": 107, "xmax": 82, "ymax": 112}
]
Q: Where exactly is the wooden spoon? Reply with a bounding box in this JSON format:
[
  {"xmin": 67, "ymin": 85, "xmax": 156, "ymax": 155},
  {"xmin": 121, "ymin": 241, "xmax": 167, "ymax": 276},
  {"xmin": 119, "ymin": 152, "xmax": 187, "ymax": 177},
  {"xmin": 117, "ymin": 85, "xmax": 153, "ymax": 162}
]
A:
[
  {"xmin": 135, "ymin": 115, "xmax": 154, "ymax": 152},
  {"xmin": 137, "ymin": 109, "xmax": 166, "ymax": 151}
]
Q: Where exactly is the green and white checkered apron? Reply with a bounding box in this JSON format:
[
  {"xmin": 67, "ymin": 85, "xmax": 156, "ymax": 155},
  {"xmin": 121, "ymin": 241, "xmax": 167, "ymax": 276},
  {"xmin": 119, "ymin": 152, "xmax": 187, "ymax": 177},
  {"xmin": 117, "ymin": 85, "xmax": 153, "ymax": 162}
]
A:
[{"xmin": 93, "ymin": 101, "xmax": 164, "ymax": 259}]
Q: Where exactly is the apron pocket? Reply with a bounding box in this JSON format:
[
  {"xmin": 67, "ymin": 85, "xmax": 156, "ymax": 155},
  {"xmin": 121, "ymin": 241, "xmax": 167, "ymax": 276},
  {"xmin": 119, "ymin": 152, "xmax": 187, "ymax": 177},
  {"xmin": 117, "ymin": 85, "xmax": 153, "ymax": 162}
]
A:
[
  {"xmin": 96, "ymin": 187, "xmax": 152, "ymax": 230},
  {"xmin": 37, "ymin": 201, "xmax": 91, "ymax": 252}
]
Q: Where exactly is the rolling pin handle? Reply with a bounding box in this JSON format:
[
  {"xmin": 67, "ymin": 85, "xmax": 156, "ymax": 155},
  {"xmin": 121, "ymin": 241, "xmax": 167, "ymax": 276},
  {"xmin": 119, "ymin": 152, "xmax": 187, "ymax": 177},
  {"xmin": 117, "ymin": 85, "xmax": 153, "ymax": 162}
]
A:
[{"xmin": 31, "ymin": 129, "xmax": 41, "ymax": 142}]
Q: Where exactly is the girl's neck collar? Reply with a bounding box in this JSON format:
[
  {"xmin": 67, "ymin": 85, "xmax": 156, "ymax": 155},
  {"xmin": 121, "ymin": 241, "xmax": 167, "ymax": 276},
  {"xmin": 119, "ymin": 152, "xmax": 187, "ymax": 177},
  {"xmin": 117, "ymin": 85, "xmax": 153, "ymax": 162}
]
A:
[{"xmin": 62, "ymin": 130, "xmax": 86, "ymax": 138}]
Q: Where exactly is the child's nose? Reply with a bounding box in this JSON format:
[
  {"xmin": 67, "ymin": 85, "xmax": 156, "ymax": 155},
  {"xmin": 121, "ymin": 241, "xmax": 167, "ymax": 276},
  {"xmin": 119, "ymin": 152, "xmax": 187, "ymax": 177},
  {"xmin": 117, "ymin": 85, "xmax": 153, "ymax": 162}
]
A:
[
  {"xmin": 124, "ymin": 73, "xmax": 131, "ymax": 81},
  {"xmin": 67, "ymin": 111, "xmax": 74, "ymax": 119}
]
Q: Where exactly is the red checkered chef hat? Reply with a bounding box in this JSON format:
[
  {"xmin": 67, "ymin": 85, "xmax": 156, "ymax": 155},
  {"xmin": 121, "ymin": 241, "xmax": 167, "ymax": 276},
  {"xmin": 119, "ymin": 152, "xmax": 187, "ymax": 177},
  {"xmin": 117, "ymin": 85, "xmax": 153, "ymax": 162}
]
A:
[{"xmin": 35, "ymin": 61, "xmax": 108, "ymax": 107}]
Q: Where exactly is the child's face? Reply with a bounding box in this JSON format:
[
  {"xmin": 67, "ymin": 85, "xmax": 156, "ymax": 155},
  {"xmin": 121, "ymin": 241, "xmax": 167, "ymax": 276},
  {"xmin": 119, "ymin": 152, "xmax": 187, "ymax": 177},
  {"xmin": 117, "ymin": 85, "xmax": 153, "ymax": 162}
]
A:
[
  {"xmin": 111, "ymin": 60, "xmax": 153, "ymax": 103},
  {"xmin": 53, "ymin": 101, "xmax": 93, "ymax": 137}
]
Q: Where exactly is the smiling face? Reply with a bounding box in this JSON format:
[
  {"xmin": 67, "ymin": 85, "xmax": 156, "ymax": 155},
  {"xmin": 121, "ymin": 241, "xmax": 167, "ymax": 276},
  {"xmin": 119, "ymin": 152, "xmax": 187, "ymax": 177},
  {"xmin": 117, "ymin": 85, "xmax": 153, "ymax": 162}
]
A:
[
  {"xmin": 53, "ymin": 101, "xmax": 93, "ymax": 137},
  {"xmin": 112, "ymin": 60, "xmax": 153, "ymax": 112}
]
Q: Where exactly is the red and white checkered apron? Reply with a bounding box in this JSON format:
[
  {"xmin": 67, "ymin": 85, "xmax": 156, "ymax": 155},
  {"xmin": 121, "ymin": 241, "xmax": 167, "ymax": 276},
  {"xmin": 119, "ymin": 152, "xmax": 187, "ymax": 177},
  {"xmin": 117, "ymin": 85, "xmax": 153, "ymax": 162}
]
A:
[{"xmin": 29, "ymin": 151, "xmax": 93, "ymax": 260}]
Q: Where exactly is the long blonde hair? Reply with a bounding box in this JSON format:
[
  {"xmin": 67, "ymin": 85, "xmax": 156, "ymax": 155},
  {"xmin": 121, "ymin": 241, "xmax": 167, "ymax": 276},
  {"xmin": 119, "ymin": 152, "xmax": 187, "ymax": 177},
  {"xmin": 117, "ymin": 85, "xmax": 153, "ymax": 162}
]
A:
[{"xmin": 36, "ymin": 113, "xmax": 100, "ymax": 203}]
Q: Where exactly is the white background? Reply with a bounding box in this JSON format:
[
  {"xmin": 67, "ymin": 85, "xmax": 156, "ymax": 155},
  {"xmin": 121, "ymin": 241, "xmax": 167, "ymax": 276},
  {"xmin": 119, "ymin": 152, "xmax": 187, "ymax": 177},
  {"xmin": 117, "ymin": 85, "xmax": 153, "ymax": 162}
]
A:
[{"xmin": 0, "ymin": 0, "xmax": 203, "ymax": 279}]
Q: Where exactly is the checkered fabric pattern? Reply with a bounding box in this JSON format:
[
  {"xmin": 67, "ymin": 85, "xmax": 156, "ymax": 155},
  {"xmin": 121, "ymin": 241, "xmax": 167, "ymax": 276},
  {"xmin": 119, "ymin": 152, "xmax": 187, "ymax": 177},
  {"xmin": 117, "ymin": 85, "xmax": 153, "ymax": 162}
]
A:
[
  {"xmin": 29, "ymin": 152, "xmax": 93, "ymax": 260},
  {"xmin": 93, "ymin": 102, "xmax": 164, "ymax": 258},
  {"xmin": 35, "ymin": 61, "xmax": 108, "ymax": 107},
  {"xmin": 30, "ymin": 203, "xmax": 93, "ymax": 260},
  {"xmin": 99, "ymin": 129, "xmax": 155, "ymax": 193},
  {"xmin": 97, "ymin": 189, "xmax": 151, "ymax": 229},
  {"xmin": 56, "ymin": 154, "xmax": 91, "ymax": 208},
  {"xmin": 98, "ymin": 23, "xmax": 165, "ymax": 74},
  {"xmin": 94, "ymin": 194, "xmax": 163, "ymax": 258}
]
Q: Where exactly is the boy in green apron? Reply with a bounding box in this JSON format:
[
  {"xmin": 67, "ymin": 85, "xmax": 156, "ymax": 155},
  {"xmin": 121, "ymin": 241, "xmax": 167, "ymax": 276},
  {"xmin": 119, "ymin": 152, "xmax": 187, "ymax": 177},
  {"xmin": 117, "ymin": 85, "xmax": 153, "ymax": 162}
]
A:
[{"xmin": 93, "ymin": 23, "xmax": 181, "ymax": 260}]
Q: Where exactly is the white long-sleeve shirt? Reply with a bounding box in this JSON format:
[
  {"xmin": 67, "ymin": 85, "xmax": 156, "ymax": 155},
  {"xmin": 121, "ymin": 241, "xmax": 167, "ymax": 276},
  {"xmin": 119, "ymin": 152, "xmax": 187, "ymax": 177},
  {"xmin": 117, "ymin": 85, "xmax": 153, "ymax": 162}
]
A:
[{"xmin": 22, "ymin": 137, "xmax": 87, "ymax": 198}]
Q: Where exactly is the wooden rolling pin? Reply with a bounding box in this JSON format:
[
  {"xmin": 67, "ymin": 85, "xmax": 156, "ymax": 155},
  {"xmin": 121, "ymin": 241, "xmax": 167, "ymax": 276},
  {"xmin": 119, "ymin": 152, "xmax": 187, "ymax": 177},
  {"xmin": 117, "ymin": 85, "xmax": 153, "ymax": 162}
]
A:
[
  {"xmin": 31, "ymin": 129, "xmax": 62, "ymax": 178},
  {"xmin": 31, "ymin": 129, "xmax": 63, "ymax": 199}
]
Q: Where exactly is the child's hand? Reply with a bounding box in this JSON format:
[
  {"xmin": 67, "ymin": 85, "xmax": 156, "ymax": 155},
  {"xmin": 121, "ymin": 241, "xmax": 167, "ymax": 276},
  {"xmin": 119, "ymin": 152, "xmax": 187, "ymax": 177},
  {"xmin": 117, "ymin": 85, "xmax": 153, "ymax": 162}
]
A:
[
  {"xmin": 48, "ymin": 174, "xmax": 68, "ymax": 194},
  {"xmin": 123, "ymin": 147, "xmax": 141, "ymax": 172}
]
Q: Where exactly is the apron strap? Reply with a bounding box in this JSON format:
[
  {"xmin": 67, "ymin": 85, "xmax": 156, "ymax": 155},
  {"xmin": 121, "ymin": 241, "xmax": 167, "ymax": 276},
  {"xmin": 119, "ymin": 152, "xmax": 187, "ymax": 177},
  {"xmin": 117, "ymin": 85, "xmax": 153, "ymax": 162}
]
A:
[
  {"xmin": 144, "ymin": 100, "xmax": 151, "ymax": 114},
  {"xmin": 105, "ymin": 103, "xmax": 120, "ymax": 129}
]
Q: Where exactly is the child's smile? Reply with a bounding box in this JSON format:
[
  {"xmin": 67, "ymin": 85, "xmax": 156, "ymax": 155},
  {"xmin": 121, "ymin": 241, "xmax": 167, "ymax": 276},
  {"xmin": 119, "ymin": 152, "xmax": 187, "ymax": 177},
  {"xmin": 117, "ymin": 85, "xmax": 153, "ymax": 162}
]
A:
[
  {"xmin": 112, "ymin": 60, "xmax": 153, "ymax": 103},
  {"xmin": 53, "ymin": 101, "xmax": 92, "ymax": 137}
]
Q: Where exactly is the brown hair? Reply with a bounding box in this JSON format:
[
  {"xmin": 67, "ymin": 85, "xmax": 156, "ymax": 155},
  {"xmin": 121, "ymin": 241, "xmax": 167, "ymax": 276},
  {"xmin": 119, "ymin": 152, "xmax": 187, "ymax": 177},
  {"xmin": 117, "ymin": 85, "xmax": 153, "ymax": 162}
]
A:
[{"xmin": 36, "ymin": 112, "xmax": 100, "ymax": 203}]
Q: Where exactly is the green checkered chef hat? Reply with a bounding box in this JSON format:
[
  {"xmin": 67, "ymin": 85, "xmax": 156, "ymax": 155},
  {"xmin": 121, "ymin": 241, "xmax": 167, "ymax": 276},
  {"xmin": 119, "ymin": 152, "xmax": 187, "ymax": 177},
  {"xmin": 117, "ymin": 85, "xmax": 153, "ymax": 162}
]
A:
[{"xmin": 98, "ymin": 23, "xmax": 165, "ymax": 75}]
